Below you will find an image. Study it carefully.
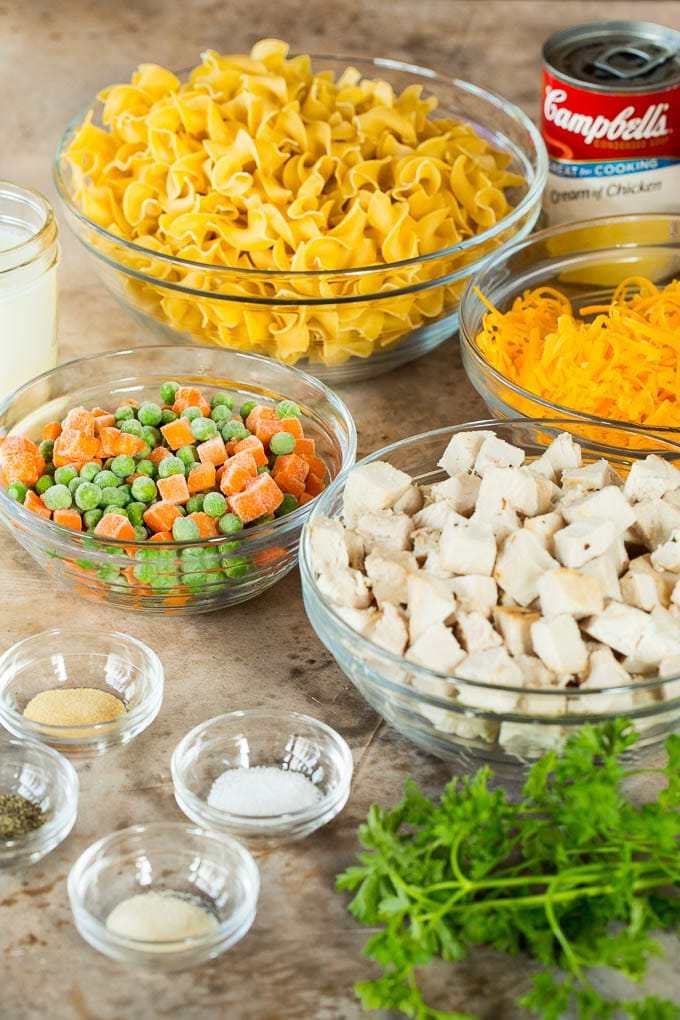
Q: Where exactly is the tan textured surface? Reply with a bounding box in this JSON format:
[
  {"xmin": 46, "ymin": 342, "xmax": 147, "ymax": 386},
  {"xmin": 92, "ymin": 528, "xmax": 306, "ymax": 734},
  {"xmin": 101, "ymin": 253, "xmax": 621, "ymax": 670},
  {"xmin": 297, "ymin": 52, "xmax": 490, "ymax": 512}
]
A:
[{"xmin": 1, "ymin": 3, "xmax": 679, "ymax": 1019}]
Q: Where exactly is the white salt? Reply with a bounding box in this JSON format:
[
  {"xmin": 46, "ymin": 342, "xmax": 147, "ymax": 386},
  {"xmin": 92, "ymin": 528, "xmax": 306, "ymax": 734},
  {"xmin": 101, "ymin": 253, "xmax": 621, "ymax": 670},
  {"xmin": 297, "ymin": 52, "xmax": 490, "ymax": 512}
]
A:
[
  {"xmin": 105, "ymin": 890, "xmax": 217, "ymax": 942},
  {"xmin": 207, "ymin": 766, "xmax": 322, "ymax": 816}
]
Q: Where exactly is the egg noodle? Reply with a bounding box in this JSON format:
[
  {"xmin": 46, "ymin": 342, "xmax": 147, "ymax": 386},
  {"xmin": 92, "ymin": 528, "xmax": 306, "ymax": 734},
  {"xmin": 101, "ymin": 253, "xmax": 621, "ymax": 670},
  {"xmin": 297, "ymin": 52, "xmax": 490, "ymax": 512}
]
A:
[
  {"xmin": 64, "ymin": 39, "xmax": 524, "ymax": 365},
  {"xmin": 475, "ymin": 276, "xmax": 680, "ymax": 428}
]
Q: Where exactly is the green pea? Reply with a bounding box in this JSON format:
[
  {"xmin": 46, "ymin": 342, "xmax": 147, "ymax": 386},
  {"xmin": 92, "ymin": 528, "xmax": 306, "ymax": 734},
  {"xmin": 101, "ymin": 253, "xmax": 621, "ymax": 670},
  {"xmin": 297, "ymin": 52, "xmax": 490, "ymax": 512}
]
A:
[
  {"xmin": 172, "ymin": 517, "xmax": 201, "ymax": 542},
  {"xmin": 218, "ymin": 512, "xmax": 244, "ymax": 535},
  {"xmin": 68, "ymin": 477, "xmax": 84, "ymax": 494},
  {"xmin": 101, "ymin": 486, "xmax": 131, "ymax": 508},
  {"xmin": 256, "ymin": 465, "xmax": 270, "ymax": 475},
  {"xmin": 180, "ymin": 406, "xmax": 203, "ymax": 422},
  {"xmin": 137, "ymin": 402, "xmax": 163, "ymax": 427},
  {"xmin": 135, "ymin": 459, "xmax": 156, "ymax": 478},
  {"xmin": 190, "ymin": 416, "xmax": 217, "ymax": 442},
  {"xmin": 276, "ymin": 399, "xmax": 300, "ymax": 419},
  {"xmin": 74, "ymin": 482, "xmax": 101, "ymax": 511},
  {"xmin": 159, "ymin": 381, "xmax": 180, "ymax": 405},
  {"xmin": 96, "ymin": 470, "xmax": 118, "ymax": 489},
  {"xmin": 203, "ymin": 491, "xmax": 227, "ymax": 517},
  {"xmin": 210, "ymin": 404, "xmax": 232, "ymax": 425},
  {"xmin": 275, "ymin": 493, "xmax": 299, "ymax": 517},
  {"xmin": 158, "ymin": 456, "xmax": 185, "ymax": 479},
  {"xmin": 126, "ymin": 501, "xmax": 147, "ymax": 527},
  {"xmin": 35, "ymin": 474, "xmax": 55, "ymax": 495},
  {"xmin": 54, "ymin": 465, "xmax": 78, "ymax": 486},
  {"xmin": 130, "ymin": 475, "xmax": 157, "ymax": 503},
  {"xmin": 102, "ymin": 505, "xmax": 129, "ymax": 518},
  {"xmin": 7, "ymin": 481, "xmax": 28, "ymax": 503},
  {"xmin": 224, "ymin": 557, "xmax": 249, "ymax": 578},
  {"xmin": 83, "ymin": 508, "xmax": 103, "ymax": 530},
  {"xmin": 79, "ymin": 461, "xmax": 101, "ymax": 482},
  {"xmin": 218, "ymin": 540, "xmax": 242, "ymax": 554},
  {"xmin": 176, "ymin": 445, "xmax": 198, "ymax": 468},
  {"xmin": 111, "ymin": 454, "xmax": 136, "ymax": 479},
  {"xmin": 114, "ymin": 404, "xmax": 136, "ymax": 422},
  {"xmin": 133, "ymin": 525, "xmax": 148, "ymax": 542},
  {"xmin": 270, "ymin": 431, "xmax": 296, "ymax": 455},
  {"xmin": 120, "ymin": 418, "xmax": 144, "ymax": 439},
  {"xmin": 185, "ymin": 494, "xmax": 205, "ymax": 514},
  {"xmin": 221, "ymin": 420, "xmax": 249, "ymax": 442},
  {"xmin": 38, "ymin": 439, "xmax": 54, "ymax": 460},
  {"xmin": 42, "ymin": 484, "xmax": 73, "ymax": 511},
  {"xmin": 160, "ymin": 409, "xmax": 178, "ymax": 425},
  {"xmin": 211, "ymin": 391, "xmax": 234, "ymax": 410},
  {"xmin": 141, "ymin": 425, "xmax": 162, "ymax": 449},
  {"xmin": 239, "ymin": 400, "xmax": 257, "ymax": 420}
]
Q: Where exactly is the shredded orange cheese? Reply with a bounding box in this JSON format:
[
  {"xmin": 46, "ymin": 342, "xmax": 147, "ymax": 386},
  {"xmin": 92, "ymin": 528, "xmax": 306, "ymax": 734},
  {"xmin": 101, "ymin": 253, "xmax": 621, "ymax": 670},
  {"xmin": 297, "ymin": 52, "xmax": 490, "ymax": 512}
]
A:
[{"xmin": 474, "ymin": 276, "xmax": 680, "ymax": 428}]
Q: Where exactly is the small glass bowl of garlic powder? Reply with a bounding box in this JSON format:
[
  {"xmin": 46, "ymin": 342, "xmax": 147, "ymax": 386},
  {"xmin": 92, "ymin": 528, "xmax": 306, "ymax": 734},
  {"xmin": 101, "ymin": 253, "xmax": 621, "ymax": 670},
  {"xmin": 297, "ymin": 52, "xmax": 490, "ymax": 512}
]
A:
[
  {"xmin": 0, "ymin": 628, "xmax": 164, "ymax": 754},
  {"xmin": 68, "ymin": 822, "xmax": 259, "ymax": 968}
]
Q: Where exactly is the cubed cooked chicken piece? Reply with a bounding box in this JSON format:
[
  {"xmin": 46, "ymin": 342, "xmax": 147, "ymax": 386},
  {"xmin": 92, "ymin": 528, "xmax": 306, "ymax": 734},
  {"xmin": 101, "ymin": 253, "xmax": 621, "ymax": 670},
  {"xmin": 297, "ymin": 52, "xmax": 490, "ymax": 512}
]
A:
[
  {"xmin": 536, "ymin": 568, "xmax": 604, "ymax": 619},
  {"xmin": 437, "ymin": 430, "xmax": 495, "ymax": 477},
  {"xmin": 561, "ymin": 459, "xmax": 623, "ymax": 492},
  {"xmin": 493, "ymin": 530, "xmax": 558, "ymax": 606},
  {"xmin": 582, "ymin": 601, "xmax": 651, "ymax": 657},
  {"xmin": 455, "ymin": 647, "xmax": 523, "ymax": 713},
  {"xmin": 530, "ymin": 613, "xmax": 588, "ymax": 674},
  {"xmin": 448, "ymin": 575, "xmax": 498, "ymax": 617},
  {"xmin": 523, "ymin": 510, "xmax": 564, "ymax": 552},
  {"xmin": 356, "ymin": 509, "xmax": 413, "ymax": 554},
  {"xmin": 428, "ymin": 473, "xmax": 481, "ymax": 515},
  {"xmin": 632, "ymin": 499, "xmax": 680, "ymax": 550},
  {"xmin": 493, "ymin": 606, "xmax": 540, "ymax": 656},
  {"xmin": 407, "ymin": 572, "xmax": 457, "ymax": 643},
  {"xmin": 527, "ymin": 432, "xmax": 581, "ymax": 482},
  {"xmin": 364, "ymin": 548, "xmax": 417, "ymax": 607},
  {"xmin": 342, "ymin": 460, "xmax": 413, "ymax": 527},
  {"xmin": 406, "ymin": 621, "xmax": 465, "ymax": 674},
  {"xmin": 455, "ymin": 610, "xmax": 503, "ymax": 653},
  {"xmin": 316, "ymin": 565, "xmax": 372, "ymax": 610},
  {"xmin": 651, "ymin": 529, "xmax": 680, "ymax": 572},
  {"xmin": 473, "ymin": 435, "xmax": 525, "ymax": 476},
  {"xmin": 561, "ymin": 485, "xmax": 636, "ymax": 535},
  {"xmin": 308, "ymin": 516, "xmax": 350, "ymax": 575},
  {"xmin": 623, "ymin": 455, "xmax": 680, "ymax": 503},
  {"xmin": 553, "ymin": 518, "xmax": 617, "ymax": 569},
  {"xmin": 476, "ymin": 466, "xmax": 556, "ymax": 518}
]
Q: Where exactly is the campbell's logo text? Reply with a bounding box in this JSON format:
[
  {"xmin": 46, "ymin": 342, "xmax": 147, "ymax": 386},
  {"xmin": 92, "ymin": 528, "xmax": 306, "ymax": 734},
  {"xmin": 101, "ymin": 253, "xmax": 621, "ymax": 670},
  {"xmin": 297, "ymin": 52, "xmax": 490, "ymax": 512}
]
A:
[{"xmin": 543, "ymin": 86, "xmax": 670, "ymax": 146}]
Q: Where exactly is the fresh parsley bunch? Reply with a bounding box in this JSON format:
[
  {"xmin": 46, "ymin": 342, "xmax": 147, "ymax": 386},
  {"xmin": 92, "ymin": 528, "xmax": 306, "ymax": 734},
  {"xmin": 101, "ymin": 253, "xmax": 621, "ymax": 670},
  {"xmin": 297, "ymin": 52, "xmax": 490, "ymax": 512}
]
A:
[{"xmin": 337, "ymin": 721, "xmax": 680, "ymax": 1020}]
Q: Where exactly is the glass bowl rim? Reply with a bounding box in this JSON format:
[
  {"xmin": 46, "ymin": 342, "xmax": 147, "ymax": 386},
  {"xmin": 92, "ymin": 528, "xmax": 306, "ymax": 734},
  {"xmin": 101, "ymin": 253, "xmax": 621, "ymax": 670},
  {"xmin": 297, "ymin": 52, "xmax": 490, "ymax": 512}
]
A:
[
  {"xmin": 67, "ymin": 820, "xmax": 260, "ymax": 951},
  {"xmin": 0, "ymin": 627, "xmax": 164, "ymax": 741},
  {"xmin": 299, "ymin": 416, "xmax": 680, "ymax": 704},
  {"xmin": 0, "ymin": 343, "xmax": 358, "ymax": 557},
  {"xmin": 53, "ymin": 52, "xmax": 548, "ymax": 283},
  {"xmin": 171, "ymin": 707, "xmax": 354, "ymax": 826},
  {"xmin": 0, "ymin": 736, "xmax": 79, "ymax": 857},
  {"xmin": 458, "ymin": 212, "xmax": 680, "ymax": 436}
]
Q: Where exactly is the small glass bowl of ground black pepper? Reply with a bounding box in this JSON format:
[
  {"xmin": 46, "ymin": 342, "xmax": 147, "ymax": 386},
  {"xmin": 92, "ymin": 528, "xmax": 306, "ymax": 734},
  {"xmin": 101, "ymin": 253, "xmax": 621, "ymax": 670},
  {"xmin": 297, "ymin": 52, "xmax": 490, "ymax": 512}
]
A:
[
  {"xmin": 68, "ymin": 822, "xmax": 259, "ymax": 969},
  {"xmin": 171, "ymin": 708, "xmax": 354, "ymax": 848},
  {"xmin": 0, "ymin": 737, "xmax": 79, "ymax": 868},
  {"xmin": 0, "ymin": 627, "xmax": 164, "ymax": 754}
]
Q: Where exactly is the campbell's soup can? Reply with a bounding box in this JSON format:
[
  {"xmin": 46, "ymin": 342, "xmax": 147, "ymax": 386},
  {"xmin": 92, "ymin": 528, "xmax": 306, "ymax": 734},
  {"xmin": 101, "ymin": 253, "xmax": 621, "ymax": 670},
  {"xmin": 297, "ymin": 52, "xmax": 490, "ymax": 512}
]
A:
[{"xmin": 541, "ymin": 20, "xmax": 680, "ymax": 224}]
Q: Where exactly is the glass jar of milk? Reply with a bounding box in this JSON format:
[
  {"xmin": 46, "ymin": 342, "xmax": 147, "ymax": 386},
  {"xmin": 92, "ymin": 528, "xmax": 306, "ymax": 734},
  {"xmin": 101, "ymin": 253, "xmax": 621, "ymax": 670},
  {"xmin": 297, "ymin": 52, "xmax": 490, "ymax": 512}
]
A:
[{"xmin": 0, "ymin": 181, "xmax": 59, "ymax": 404}]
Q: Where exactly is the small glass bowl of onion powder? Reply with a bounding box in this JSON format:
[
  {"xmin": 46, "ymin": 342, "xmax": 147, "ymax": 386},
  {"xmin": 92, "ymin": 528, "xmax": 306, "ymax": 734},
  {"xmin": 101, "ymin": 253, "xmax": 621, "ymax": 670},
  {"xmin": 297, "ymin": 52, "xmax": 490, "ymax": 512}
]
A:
[
  {"xmin": 171, "ymin": 709, "xmax": 354, "ymax": 847},
  {"xmin": 0, "ymin": 737, "xmax": 78, "ymax": 869},
  {"xmin": 68, "ymin": 822, "xmax": 259, "ymax": 969},
  {"xmin": 0, "ymin": 628, "xmax": 164, "ymax": 754}
]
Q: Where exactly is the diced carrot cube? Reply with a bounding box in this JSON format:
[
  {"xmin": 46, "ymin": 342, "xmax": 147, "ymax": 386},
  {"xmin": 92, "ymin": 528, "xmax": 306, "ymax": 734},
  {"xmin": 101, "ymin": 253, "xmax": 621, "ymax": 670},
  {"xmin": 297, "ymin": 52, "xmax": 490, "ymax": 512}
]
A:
[
  {"xmin": 219, "ymin": 462, "xmax": 252, "ymax": 496},
  {"xmin": 233, "ymin": 435, "xmax": 267, "ymax": 467},
  {"xmin": 244, "ymin": 405, "xmax": 276, "ymax": 432},
  {"xmin": 157, "ymin": 473, "xmax": 190, "ymax": 504},
  {"xmin": 294, "ymin": 437, "xmax": 316, "ymax": 457},
  {"xmin": 301, "ymin": 452, "xmax": 327, "ymax": 479},
  {"xmin": 1, "ymin": 437, "xmax": 46, "ymax": 487},
  {"xmin": 53, "ymin": 429, "xmax": 100, "ymax": 466},
  {"xmin": 90, "ymin": 406, "xmax": 110, "ymax": 417},
  {"xmin": 148, "ymin": 530, "xmax": 173, "ymax": 543},
  {"xmin": 188, "ymin": 511, "xmax": 219, "ymax": 538},
  {"xmin": 172, "ymin": 387, "xmax": 210, "ymax": 417},
  {"xmin": 24, "ymin": 490, "xmax": 51, "ymax": 519},
  {"xmin": 278, "ymin": 416, "xmax": 304, "ymax": 440},
  {"xmin": 299, "ymin": 492, "xmax": 314, "ymax": 505},
  {"xmin": 111, "ymin": 432, "xmax": 147, "ymax": 457},
  {"xmin": 53, "ymin": 507, "xmax": 83, "ymax": 531},
  {"xmin": 63, "ymin": 407, "xmax": 95, "ymax": 436},
  {"xmin": 305, "ymin": 472, "xmax": 325, "ymax": 497},
  {"xmin": 160, "ymin": 416, "xmax": 195, "ymax": 450},
  {"xmin": 254, "ymin": 418, "xmax": 286, "ymax": 448},
  {"xmin": 187, "ymin": 462, "xmax": 216, "ymax": 493},
  {"xmin": 228, "ymin": 451, "xmax": 258, "ymax": 476},
  {"xmin": 94, "ymin": 513, "xmax": 136, "ymax": 541},
  {"xmin": 94, "ymin": 413, "xmax": 116, "ymax": 434},
  {"xmin": 42, "ymin": 421, "xmax": 62, "ymax": 442},
  {"xmin": 149, "ymin": 446, "xmax": 173, "ymax": 465},
  {"xmin": 196, "ymin": 434, "xmax": 227, "ymax": 466},
  {"xmin": 271, "ymin": 453, "xmax": 309, "ymax": 498},
  {"xmin": 98, "ymin": 427, "xmax": 123, "ymax": 458},
  {"xmin": 227, "ymin": 473, "xmax": 284, "ymax": 523},
  {"xmin": 143, "ymin": 501, "xmax": 182, "ymax": 533}
]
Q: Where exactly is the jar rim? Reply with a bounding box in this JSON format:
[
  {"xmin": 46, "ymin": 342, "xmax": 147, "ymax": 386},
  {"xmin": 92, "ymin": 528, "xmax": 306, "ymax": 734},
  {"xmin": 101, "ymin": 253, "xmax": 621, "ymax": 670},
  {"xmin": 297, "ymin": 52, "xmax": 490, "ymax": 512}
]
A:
[{"xmin": 0, "ymin": 179, "xmax": 58, "ymax": 272}]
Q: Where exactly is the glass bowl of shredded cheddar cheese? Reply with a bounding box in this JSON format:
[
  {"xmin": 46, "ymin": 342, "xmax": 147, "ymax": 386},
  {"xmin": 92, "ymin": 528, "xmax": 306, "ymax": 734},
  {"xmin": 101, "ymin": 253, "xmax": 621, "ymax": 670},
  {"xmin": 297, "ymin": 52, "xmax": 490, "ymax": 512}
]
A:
[
  {"xmin": 459, "ymin": 213, "xmax": 680, "ymax": 442},
  {"xmin": 54, "ymin": 41, "xmax": 547, "ymax": 382}
]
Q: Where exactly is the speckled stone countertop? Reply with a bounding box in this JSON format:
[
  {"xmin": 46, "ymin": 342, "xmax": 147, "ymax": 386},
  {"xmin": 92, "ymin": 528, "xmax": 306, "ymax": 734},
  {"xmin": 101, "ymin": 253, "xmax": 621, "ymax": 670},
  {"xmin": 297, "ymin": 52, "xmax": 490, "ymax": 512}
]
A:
[{"xmin": 1, "ymin": 3, "xmax": 679, "ymax": 1019}]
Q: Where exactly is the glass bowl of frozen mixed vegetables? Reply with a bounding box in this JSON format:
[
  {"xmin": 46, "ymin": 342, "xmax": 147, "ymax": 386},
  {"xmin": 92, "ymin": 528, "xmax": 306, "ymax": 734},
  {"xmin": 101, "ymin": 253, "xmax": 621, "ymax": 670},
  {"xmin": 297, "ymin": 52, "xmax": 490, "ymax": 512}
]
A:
[
  {"xmin": 0, "ymin": 345, "xmax": 356, "ymax": 613},
  {"xmin": 299, "ymin": 418, "xmax": 680, "ymax": 770}
]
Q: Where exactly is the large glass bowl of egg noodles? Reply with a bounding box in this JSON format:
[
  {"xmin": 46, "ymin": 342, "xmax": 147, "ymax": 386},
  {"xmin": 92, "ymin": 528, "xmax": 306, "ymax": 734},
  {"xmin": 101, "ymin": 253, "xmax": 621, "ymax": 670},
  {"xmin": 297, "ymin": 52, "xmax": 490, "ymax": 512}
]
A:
[{"xmin": 54, "ymin": 40, "xmax": 547, "ymax": 383}]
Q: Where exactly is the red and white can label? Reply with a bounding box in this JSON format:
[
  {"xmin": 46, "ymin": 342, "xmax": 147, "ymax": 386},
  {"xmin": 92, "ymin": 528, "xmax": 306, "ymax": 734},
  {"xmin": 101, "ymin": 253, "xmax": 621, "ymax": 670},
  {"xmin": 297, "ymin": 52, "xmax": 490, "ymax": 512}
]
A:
[{"xmin": 541, "ymin": 70, "xmax": 680, "ymax": 224}]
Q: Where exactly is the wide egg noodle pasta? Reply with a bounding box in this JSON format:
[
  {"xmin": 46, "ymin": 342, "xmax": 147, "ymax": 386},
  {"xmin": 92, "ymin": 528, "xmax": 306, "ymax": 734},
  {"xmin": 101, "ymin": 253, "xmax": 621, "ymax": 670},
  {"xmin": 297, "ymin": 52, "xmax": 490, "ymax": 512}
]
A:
[{"xmin": 65, "ymin": 39, "xmax": 525, "ymax": 365}]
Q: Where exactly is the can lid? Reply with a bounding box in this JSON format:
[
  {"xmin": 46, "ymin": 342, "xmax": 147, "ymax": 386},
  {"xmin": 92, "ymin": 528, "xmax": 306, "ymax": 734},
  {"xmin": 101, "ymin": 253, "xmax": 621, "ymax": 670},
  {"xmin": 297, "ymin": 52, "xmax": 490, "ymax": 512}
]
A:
[{"xmin": 544, "ymin": 20, "xmax": 680, "ymax": 91}]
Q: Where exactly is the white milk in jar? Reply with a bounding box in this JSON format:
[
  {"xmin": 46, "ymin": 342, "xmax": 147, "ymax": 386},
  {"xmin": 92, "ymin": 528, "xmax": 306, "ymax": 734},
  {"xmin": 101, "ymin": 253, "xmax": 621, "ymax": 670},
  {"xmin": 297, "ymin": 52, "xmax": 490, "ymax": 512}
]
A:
[{"xmin": 0, "ymin": 181, "xmax": 59, "ymax": 403}]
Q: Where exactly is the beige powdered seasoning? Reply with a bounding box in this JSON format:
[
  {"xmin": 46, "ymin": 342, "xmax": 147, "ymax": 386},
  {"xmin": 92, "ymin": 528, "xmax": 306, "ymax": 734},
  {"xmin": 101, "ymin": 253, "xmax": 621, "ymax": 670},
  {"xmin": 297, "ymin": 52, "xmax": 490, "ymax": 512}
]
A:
[{"xmin": 23, "ymin": 687, "xmax": 127, "ymax": 727}]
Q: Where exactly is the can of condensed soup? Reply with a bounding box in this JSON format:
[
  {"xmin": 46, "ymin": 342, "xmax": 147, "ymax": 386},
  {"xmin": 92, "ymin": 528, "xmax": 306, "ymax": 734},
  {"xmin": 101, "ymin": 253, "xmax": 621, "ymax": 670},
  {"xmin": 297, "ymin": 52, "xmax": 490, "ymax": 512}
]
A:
[{"xmin": 541, "ymin": 20, "xmax": 680, "ymax": 224}]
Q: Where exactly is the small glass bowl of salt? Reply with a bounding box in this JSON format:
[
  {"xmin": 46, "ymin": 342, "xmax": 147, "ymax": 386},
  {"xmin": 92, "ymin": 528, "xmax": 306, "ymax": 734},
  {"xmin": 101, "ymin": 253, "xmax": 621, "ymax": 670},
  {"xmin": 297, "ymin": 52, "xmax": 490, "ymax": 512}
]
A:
[
  {"xmin": 68, "ymin": 821, "xmax": 259, "ymax": 969},
  {"xmin": 171, "ymin": 709, "xmax": 354, "ymax": 847}
]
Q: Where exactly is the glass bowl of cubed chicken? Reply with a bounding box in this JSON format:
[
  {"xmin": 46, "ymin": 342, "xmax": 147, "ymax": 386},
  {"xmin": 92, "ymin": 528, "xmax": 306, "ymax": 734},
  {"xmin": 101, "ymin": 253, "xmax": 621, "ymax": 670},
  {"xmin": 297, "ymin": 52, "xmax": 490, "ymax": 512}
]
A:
[{"xmin": 299, "ymin": 419, "xmax": 680, "ymax": 769}]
